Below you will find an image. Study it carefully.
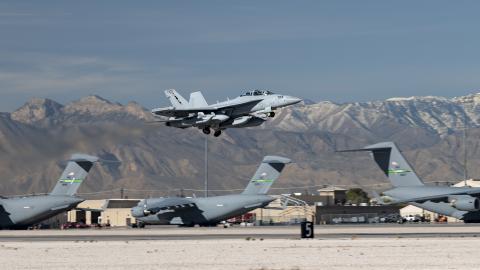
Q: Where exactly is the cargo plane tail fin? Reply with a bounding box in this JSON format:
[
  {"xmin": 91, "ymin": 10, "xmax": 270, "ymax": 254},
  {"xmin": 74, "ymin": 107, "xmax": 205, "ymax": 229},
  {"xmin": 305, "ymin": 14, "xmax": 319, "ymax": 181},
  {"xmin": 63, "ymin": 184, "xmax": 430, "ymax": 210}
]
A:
[
  {"xmin": 49, "ymin": 154, "xmax": 99, "ymax": 196},
  {"xmin": 338, "ymin": 142, "xmax": 424, "ymax": 187},
  {"xmin": 242, "ymin": 156, "xmax": 291, "ymax": 195}
]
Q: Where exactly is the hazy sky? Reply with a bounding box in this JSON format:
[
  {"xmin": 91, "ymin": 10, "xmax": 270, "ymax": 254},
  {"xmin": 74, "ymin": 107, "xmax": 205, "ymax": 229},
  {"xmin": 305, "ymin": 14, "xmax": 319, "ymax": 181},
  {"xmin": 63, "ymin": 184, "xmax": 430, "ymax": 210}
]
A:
[{"xmin": 1, "ymin": 1, "xmax": 480, "ymax": 111}]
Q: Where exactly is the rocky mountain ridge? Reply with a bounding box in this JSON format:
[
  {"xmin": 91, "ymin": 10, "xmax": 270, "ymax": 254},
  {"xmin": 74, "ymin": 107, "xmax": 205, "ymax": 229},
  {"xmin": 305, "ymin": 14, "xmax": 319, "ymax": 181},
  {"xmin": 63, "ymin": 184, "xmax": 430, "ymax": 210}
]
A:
[
  {"xmin": 271, "ymin": 93, "xmax": 480, "ymax": 136},
  {"xmin": 1, "ymin": 93, "xmax": 479, "ymax": 198}
]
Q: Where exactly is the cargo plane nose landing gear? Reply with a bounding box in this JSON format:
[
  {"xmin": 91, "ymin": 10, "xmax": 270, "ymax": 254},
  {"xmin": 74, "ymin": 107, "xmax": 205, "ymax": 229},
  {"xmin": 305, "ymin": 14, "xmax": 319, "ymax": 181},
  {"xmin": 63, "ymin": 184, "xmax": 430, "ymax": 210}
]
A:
[
  {"xmin": 213, "ymin": 130, "xmax": 222, "ymax": 137},
  {"xmin": 202, "ymin": 127, "xmax": 211, "ymax": 135}
]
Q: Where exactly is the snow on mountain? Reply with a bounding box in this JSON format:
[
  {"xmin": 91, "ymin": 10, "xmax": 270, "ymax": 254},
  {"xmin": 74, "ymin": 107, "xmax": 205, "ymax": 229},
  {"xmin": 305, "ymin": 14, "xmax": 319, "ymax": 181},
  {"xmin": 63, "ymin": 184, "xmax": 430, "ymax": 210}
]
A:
[{"xmin": 273, "ymin": 93, "xmax": 480, "ymax": 136}]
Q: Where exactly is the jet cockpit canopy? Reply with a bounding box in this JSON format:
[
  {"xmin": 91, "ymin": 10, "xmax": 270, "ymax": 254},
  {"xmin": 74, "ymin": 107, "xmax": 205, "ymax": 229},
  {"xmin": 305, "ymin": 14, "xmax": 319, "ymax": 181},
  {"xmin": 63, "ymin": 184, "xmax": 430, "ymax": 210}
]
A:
[{"xmin": 241, "ymin": 90, "xmax": 275, "ymax": 96}]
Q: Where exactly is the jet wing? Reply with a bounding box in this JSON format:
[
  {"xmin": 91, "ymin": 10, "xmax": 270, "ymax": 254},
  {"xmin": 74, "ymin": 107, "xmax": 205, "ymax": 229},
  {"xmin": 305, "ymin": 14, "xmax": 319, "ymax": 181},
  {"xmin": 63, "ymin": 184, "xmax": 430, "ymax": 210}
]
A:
[
  {"xmin": 387, "ymin": 189, "xmax": 480, "ymax": 205},
  {"xmin": 152, "ymin": 107, "xmax": 215, "ymax": 118},
  {"xmin": 152, "ymin": 99, "xmax": 263, "ymax": 118}
]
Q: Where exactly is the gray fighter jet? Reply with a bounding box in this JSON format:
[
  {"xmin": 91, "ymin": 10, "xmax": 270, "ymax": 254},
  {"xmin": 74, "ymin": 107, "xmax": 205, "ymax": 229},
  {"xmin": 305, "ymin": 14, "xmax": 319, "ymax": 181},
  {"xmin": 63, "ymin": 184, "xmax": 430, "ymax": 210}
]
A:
[
  {"xmin": 339, "ymin": 142, "xmax": 480, "ymax": 222},
  {"xmin": 131, "ymin": 155, "xmax": 291, "ymax": 227},
  {"xmin": 151, "ymin": 89, "xmax": 302, "ymax": 137},
  {"xmin": 0, "ymin": 154, "xmax": 99, "ymax": 229}
]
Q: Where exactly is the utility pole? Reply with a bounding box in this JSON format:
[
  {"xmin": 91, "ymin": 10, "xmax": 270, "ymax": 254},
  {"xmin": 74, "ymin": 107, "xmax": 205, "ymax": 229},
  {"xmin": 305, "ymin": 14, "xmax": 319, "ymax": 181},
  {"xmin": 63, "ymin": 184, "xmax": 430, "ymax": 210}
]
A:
[{"xmin": 204, "ymin": 136, "xmax": 208, "ymax": 197}]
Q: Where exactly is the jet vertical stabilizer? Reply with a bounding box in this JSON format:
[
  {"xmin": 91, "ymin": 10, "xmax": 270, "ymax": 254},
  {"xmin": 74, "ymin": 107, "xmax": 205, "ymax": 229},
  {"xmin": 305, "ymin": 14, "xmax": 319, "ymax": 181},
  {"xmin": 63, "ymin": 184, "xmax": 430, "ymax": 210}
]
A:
[
  {"xmin": 165, "ymin": 89, "xmax": 189, "ymax": 108},
  {"xmin": 49, "ymin": 154, "xmax": 99, "ymax": 196},
  {"xmin": 338, "ymin": 142, "xmax": 424, "ymax": 187},
  {"xmin": 242, "ymin": 156, "xmax": 291, "ymax": 195},
  {"xmin": 189, "ymin": 91, "xmax": 208, "ymax": 107}
]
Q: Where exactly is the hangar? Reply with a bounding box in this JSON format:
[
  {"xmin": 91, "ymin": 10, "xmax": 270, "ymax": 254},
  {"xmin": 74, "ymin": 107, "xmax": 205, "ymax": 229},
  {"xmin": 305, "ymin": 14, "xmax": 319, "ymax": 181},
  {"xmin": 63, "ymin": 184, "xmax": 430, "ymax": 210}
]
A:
[{"xmin": 67, "ymin": 199, "xmax": 140, "ymax": 227}]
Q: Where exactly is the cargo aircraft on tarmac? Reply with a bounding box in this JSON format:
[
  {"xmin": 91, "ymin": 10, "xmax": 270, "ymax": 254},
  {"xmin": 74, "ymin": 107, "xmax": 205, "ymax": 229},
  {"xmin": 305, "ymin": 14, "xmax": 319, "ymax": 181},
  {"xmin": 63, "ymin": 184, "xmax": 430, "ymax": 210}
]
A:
[
  {"xmin": 339, "ymin": 142, "xmax": 480, "ymax": 223},
  {"xmin": 0, "ymin": 154, "xmax": 99, "ymax": 229},
  {"xmin": 131, "ymin": 155, "xmax": 291, "ymax": 227},
  {"xmin": 151, "ymin": 89, "xmax": 302, "ymax": 137}
]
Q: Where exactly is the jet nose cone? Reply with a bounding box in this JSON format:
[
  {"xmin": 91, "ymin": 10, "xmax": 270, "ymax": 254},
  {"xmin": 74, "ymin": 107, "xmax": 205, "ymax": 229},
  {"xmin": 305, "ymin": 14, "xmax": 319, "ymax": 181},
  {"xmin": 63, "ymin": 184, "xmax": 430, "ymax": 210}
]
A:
[{"xmin": 285, "ymin": 96, "xmax": 302, "ymax": 105}]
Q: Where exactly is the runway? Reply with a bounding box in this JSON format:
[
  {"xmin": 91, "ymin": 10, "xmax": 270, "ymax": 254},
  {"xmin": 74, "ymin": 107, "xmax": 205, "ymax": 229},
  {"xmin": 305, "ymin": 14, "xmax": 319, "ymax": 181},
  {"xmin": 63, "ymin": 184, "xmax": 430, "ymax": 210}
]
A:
[
  {"xmin": 2, "ymin": 223, "xmax": 480, "ymax": 242},
  {"xmin": 3, "ymin": 224, "xmax": 480, "ymax": 270}
]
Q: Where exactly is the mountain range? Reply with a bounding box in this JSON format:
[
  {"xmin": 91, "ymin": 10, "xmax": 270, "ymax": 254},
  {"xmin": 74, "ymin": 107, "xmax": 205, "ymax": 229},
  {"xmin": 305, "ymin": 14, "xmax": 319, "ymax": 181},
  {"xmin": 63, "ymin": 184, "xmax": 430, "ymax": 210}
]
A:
[{"xmin": 1, "ymin": 93, "xmax": 480, "ymax": 199}]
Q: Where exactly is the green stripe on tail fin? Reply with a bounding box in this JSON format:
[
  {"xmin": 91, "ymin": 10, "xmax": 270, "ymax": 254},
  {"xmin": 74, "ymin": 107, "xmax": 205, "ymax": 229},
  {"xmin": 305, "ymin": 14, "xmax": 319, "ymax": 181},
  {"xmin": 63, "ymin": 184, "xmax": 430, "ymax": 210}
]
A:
[{"xmin": 49, "ymin": 154, "xmax": 99, "ymax": 196}]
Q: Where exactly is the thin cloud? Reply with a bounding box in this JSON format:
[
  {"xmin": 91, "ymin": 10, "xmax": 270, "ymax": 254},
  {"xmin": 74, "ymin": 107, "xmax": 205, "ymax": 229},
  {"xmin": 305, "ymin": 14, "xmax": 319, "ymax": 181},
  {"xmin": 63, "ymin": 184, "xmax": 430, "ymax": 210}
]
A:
[
  {"xmin": 0, "ymin": 12, "xmax": 34, "ymax": 17},
  {"xmin": 0, "ymin": 53, "xmax": 142, "ymax": 94}
]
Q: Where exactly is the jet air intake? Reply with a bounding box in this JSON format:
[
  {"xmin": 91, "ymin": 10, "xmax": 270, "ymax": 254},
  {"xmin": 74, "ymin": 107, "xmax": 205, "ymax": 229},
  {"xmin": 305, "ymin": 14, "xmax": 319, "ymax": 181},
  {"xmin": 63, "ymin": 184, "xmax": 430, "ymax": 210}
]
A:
[{"xmin": 449, "ymin": 195, "xmax": 480, "ymax": 211}]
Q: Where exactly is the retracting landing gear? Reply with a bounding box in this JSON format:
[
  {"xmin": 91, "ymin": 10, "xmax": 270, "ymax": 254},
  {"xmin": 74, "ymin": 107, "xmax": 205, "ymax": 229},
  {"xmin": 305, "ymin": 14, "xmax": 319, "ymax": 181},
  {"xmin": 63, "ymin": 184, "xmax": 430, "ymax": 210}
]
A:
[
  {"xmin": 202, "ymin": 127, "xmax": 222, "ymax": 137},
  {"xmin": 268, "ymin": 112, "xmax": 275, "ymax": 117}
]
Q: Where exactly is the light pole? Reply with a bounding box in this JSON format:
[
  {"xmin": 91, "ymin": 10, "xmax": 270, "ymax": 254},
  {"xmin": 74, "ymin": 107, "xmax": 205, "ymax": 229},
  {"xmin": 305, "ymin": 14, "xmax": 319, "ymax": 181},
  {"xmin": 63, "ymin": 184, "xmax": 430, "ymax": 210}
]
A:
[
  {"xmin": 204, "ymin": 136, "xmax": 208, "ymax": 197},
  {"xmin": 463, "ymin": 113, "xmax": 468, "ymax": 187}
]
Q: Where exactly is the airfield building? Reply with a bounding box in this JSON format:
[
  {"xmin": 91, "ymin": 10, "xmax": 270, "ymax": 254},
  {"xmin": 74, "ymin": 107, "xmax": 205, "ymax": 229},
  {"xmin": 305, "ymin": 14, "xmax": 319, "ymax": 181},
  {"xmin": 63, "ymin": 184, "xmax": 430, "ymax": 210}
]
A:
[{"xmin": 67, "ymin": 199, "xmax": 140, "ymax": 227}]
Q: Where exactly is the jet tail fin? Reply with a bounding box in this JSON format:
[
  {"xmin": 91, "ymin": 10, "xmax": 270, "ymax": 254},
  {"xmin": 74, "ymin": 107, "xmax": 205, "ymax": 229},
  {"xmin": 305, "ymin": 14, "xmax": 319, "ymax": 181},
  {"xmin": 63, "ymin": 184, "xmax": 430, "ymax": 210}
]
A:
[
  {"xmin": 189, "ymin": 91, "xmax": 208, "ymax": 107},
  {"xmin": 49, "ymin": 154, "xmax": 99, "ymax": 196},
  {"xmin": 242, "ymin": 156, "xmax": 291, "ymax": 195},
  {"xmin": 164, "ymin": 89, "xmax": 189, "ymax": 108},
  {"xmin": 338, "ymin": 142, "xmax": 424, "ymax": 187}
]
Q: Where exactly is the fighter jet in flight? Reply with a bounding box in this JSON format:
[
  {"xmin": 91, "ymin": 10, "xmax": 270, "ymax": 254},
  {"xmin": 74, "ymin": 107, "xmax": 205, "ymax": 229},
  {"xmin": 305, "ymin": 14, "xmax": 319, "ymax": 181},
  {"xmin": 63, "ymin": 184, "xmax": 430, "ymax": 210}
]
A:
[
  {"xmin": 131, "ymin": 155, "xmax": 291, "ymax": 227},
  {"xmin": 151, "ymin": 89, "xmax": 302, "ymax": 137},
  {"xmin": 0, "ymin": 154, "xmax": 99, "ymax": 229},
  {"xmin": 339, "ymin": 142, "xmax": 480, "ymax": 223}
]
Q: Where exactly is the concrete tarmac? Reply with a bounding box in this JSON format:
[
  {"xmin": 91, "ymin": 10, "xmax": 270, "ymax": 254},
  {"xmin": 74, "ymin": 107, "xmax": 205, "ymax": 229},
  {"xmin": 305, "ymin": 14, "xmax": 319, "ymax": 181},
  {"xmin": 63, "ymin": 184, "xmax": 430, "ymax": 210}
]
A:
[
  {"xmin": 2, "ymin": 223, "xmax": 480, "ymax": 241},
  {"xmin": 2, "ymin": 224, "xmax": 480, "ymax": 270}
]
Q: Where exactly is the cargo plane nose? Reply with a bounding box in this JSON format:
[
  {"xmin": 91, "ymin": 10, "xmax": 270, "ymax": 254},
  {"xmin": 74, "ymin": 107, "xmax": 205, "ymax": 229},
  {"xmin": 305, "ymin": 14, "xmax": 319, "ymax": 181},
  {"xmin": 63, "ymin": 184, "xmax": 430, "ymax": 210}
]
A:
[{"xmin": 131, "ymin": 206, "xmax": 146, "ymax": 218}]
